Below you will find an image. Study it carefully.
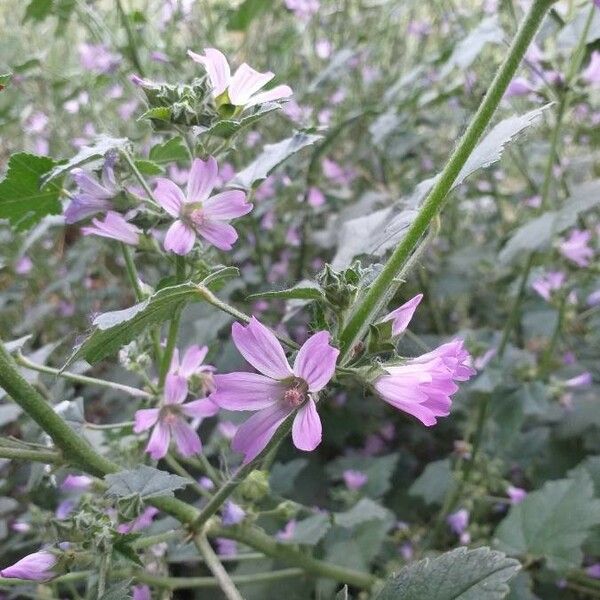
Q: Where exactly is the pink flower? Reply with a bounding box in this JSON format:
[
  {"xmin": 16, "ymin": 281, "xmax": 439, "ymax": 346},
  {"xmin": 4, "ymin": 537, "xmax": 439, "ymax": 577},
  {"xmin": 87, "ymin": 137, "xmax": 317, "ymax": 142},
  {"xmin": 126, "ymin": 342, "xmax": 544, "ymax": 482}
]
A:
[
  {"xmin": 531, "ymin": 271, "xmax": 565, "ymax": 301},
  {"xmin": 118, "ymin": 507, "xmax": 159, "ymax": 533},
  {"xmin": 447, "ymin": 508, "xmax": 469, "ymax": 535},
  {"xmin": 78, "ymin": 43, "xmax": 121, "ymax": 74},
  {"xmin": 0, "ymin": 550, "xmax": 57, "ymax": 581},
  {"xmin": 81, "ymin": 211, "xmax": 141, "ymax": 245},
  {"xmin": 154, "ymin": 157, "xmax": 252, "ymax": 254},
  {"xmin": 134, "ymin": 373, "xmax": 218, "ymax": 460},
  {"xmin": 507, "ymin": 485, "xmax": 527, "ymax": 504},
  {"xmin": 65, "ymin": 163, "xmax": 117, "ymax": 223},
  {"xmin": 505, "ymin": 77, "xmax": 535, "ymax": 97},
  {"xmin": 15, "ymin": 256, "xmax": 33, "ymax": 275},
  {"xmin": 61, "ymin": 474, "xmax": 93, "ymax": 491},
  {"xmin": 307, "ymin": 186, "xmax": 325, "ymax": 207},
  {"xmin": 343, "ymin": 469, "xmax": 368, "ymax": 490},
  {"xmin": 559, "ymin": 229, "xmax": 594, "ymax": 267},
  {"xmin": 222, "ymin": 501, "xmax": 245, "ymax": 525},
  {"xmin": 583, "ymin": 51, "xmax": 600, "ymax": 85},
  {"xmin": 277, "ymin": 520, "xmax": 297, "ymax": 541},
  {"xmin": 375, "ymin": 340, "xmax": 475, "ymax": 426},
  {"xmin": 187, "ymin": 48, "xmax": 292, "ymax": 108},
  {"xmin": 170, "ymin": 345, "xmax": 216, "ymax": 394},
  {"xmin": 210, "ymin": 317, "xmax": 339, "ymax": 462},
  {"xmin": 586, "ymin": 564, "xmax": 600, "ymax": 579},
  {"xmin": 564, "ymin": 372, "xmax": 593, "ymax": 388},
  {"xmin": 132, "ymin": 585, "xmax": 151, "ymax": 600},
  {"xmin": 380, "ymin": 294, "xmax": 423, "ymax": 336}
]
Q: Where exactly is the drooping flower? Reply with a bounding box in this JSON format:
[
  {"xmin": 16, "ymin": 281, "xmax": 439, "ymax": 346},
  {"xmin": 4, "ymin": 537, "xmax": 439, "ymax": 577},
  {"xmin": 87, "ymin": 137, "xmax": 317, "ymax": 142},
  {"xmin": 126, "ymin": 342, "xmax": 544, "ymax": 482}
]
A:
[
  {"xmin": 210, "ymin": 318, "xmax": 339, "ymax": 462},
  {"xmin": 531, "ymin": 271, "xmax": 566, "ymax": 301},
  {"xmin": 154, "ymin": 157, "xmax": 252, "ymax": 254},
  {"xmin": 81, "ymin": 211, "xmax": 141, "ymax": 246},
  {"xmin": 134, "ymin": 373, "xmax": 218, "ymax": 460},
  {"xmin": 559, "ymin": 229, "xmax": 594, "ymax": 267},
  {"xmin": 380, "ymin": 294, "xmax": 423, "ymax": 336},
  {"xmin": 0, "ymin": 550, "xmax": 58, "ymax": 581},
  {"xmin": 188, "ymin": 48, "xmax": 292, "ymax": 109},
  {"xmin": 343, "ymin": 469, "xmax": 368, "ymax": 490},
  {"xmin": 375, "ymin": 340, "xmax": 475, "ymax": 426}
]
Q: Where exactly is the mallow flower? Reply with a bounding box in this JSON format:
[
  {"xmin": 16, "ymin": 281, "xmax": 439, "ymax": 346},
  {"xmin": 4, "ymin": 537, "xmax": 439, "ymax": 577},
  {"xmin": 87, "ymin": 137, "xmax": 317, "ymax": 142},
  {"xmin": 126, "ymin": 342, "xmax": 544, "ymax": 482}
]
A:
[
  {"xmin": 380, "ymin": 294, "xmax": 423, "ymax": 336},
  {"xmin": 134, "ymin": 373, "xmax": 218, "ymax": 460},
  {"xmin": 187, "ymin": 48, "xmax": 293, "ymax": 111},
  {"xmin": 154, "ymin": 157, "xmax": 252, "ymax": 254},
  {"xmin": 559, "ymin": 229, "xmax": 594, "ymax": 267},
  {"xmin": 65, "ymin": 161, "xmax": 117, "ymax": 223},
  {"xmin": 210, "ymin": 317, "xmax": 339, "ymax": 462},
  {"xmin": 170, "ymin": 344, "xmax": 216, "ymax": 395},
  {"xmin": 81, "ymin": 211, "xmax": 141, "ymax": 246},
  {"xmin": 0, "ymin": 549, "xmax": 58, "ymax": 581}
]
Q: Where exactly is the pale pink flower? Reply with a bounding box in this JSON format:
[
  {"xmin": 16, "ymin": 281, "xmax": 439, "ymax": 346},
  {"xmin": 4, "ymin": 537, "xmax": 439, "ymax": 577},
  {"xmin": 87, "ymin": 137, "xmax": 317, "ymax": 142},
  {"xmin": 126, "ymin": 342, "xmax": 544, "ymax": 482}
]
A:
[
  {"xmin": 210, "ymin": 317, "xmax": 339, "ymax": 462},
  {"xmin": 505, "ymin": 77, "xmax": 535, "ymax": 97},
  {"xmin": 78, "ymin": 43, "xmax": 121, "ymax": 74},
  {"xmin": 559, "ymin": 229, "xmax": 594, "ymax": 267},
  {"xmin": 65, "ymin": 162, "xmax": 117, "ymax": 223},
  {"xmin": 132, "ymin": 585, "xmax": 151, "ymax": 600},
  {"xmin": 564, "ymin": 372, "xmax": 593, "ymax": 388},
  {"xmin": 583, "ymin": 51, "xmax": 600, "ymax": 85},
  {"xmin": 531, "ymin": 271, "xmax": 565, "ymax": 301},
  {"xmin": 154, "ymin": 157, "xmax": 252, "ymax": 254},
  {"xmin": 170, "ymin": 345, "xmax": 216, "ymax": 395},
  {"xmin": 307, "ymin": 186, "xmax": 325, "ymax": 207},
  {"xmin": 15, "ymin": 256, "xmax": 33, "ymax": 275},
  {"xmin": 447, "ymin": 508, "xmax": 469, "ymax": 535},
  {"xmin": 188, "ymin": 48, "xmax": 292, "ymax": 108},
  {"xmin": 81, "ymin": 211, "xmax": 141, "ymax": 245},
  {"xmin": 0, "ymin": 550, "xmax": 58, "ymax": 581},
  {"xmin": 343, "ymin": 469, "xmax": 368, "ymax": 490},
  {"xmin": 507, "ymin": 485, "xmax": 527, "ymax": 504},
  {"xmin": 380, "ymin": 294, "xmax": 423, "ymax": 336},
  {"xmin": 118, "ymin": 507, "xmax": 159, "ymax": 533},
  {"xmin": 134, "ymin": 373, "xmax": 218, "ymax": 460}
]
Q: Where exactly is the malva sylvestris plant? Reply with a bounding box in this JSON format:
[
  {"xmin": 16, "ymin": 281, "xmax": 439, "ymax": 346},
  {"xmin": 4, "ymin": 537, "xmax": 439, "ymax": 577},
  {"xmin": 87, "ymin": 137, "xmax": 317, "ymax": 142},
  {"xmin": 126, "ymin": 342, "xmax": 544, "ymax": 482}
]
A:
[{"xmin": 6, "ymin": 1, "xmax": 600, "ymax": 598}]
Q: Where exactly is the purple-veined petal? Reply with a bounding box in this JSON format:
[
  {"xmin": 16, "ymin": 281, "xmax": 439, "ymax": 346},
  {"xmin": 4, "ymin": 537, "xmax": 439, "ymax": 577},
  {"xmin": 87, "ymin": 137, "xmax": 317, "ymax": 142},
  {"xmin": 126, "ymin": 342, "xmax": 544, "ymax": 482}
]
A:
[
  {"xmin": 231, "ymin": 317, "xmax": 292, "ymax": 379},
  {"xmin": 292, "ymin": 397, "xmax": 322, "ymax": 451},
  {"xmin": 133, "ymin": 408, "xmax": 160, "ymax": 432},
  {"xmin": 211, "ymin": 372, "xmax": 284, "ymax": 410},
  {"xmin": 187, "ymin": 48, "xmax": 231, "ymax": 97},
  {"xmin": 165, "ymin": 373, "xmax": 188, "ymax": 405},
  {"xmin": 196, "ymin": 218, "xmax": 238, "ymax": 251},
  {"xmin": 228, "ymin": 63, "xmax": 274, "ymax": 106},
  {"xmin": 187, "ymin": 157, "xmax": 218, "ymax": 203},
  {"xmin": 181, "ymin": 398, "xmax": 219, "ymax": 419},
  {"xmin": 232, "ymin": 403, "xmax": 290, "ymax": 463},
  {"xmin": 180, "ymin": 345, "xmax": 209, "ymax": 377},
  {"xmin": 202, "ymin": 190, "xmax": 252, "ymax": 220},
  {"xmin": 244, "ymin": 84, "xmax": 293, "ymax": 108},
  {"xmin": 171, "ymin": 419, "xmax": 202, "ymax": 456},
  {"xmin": 146, "ymin": 421, "xmax": 171, "ymax": 460},
  {"xmin": 164, "ymin": 220, "xmax": 196, "ymax": 255},
  {"xmin": 154, "ymin": 178, "xmax": 185, "ymax": 217},
  {"xmin": 293, "ymin": 331, "xmax": 339, "ymax": 392}
]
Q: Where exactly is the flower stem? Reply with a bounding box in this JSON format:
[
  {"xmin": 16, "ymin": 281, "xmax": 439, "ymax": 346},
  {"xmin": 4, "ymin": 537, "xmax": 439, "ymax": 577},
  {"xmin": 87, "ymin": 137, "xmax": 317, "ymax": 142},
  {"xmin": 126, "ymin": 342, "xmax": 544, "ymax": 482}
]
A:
[
  {"xmin": 194, "ymin": 533, "xmax": 244, "ymax": 600},
  {"xmin": 337, "ymin": 0, "xmax": 556, "ymax": 361},
  {"xmin": 115, "ymin": 0, "xmax": 145, "ymax": 76},
  {"xmin": 15, "ymin": 352, "xmax": 151, "ymax": 398},
  {"xmin": 164, "ymin": 454, "xmax": 212, "ymax": 499},
  {"xmin": 0, "ymin": 445, "xmax": 62, "ymax": 464},
  {"xmin": 121, "ymin": 243, "xmax": 144, "ymax": 302}
]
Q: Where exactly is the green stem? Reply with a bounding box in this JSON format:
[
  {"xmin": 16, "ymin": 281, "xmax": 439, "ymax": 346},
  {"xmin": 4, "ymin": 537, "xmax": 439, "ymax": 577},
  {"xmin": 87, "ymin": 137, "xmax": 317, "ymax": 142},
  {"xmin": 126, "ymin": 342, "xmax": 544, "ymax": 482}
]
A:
[
  {"xmin": 337, "ymin": 0, "xmax": 556, "ymax": 361},
  {"xmin": 115, "ymin": 0, "xmax": 145, "ymax": 76},
  {"xmin": 16, "ymin": 352, "xmax": 150, "ymax": 398},
  {"xmin": 0, "ymin": 445, "xmax": 62, "ymax": 464},
  {"xmin": 194, "ymin": 533, "xmax": 244, "ymax": 600},
  {"xmin": 540, "ymin": 292, "xmax": 567, "ymax": 374},
  {"xmin": 121, "ymin": 149, "xmax": 161, "ymax": 210},
  {"xmin": 121, "ymin": 243, "xmax": 144, "ymax": 302},
  {"xmin": 164, "ymin": 454, "xmax": 212, "ymax": 499}
]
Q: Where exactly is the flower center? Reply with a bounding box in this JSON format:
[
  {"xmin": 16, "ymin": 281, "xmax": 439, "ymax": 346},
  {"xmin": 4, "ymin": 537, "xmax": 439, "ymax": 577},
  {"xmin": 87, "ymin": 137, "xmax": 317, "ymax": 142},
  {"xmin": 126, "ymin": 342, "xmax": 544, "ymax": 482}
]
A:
[
  {"xmin": 160, "ymin": 405, "xmax": 182, "ymax": 424},
  {"xmin": 283, "ymin": 378, "xmax": 308, "ymax": 408}
]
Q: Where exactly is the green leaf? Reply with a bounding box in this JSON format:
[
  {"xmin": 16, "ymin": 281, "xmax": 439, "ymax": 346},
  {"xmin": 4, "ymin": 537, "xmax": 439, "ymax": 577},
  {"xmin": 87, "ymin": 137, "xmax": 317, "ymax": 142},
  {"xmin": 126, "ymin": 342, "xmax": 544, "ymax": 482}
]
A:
[
  {"xmin": 194, "ymin": 102, "xmax": 281, "ymax": 139},
  {"xmin": 499, "ymin": 179, "xmax": 600, "ymax": 264},
  {"xmin": 281, "ymin": 513, "xmax": 331, "ymax": 546},
  {"xmin": 409, "ymin": 458, "xmax": 457, "ymax": 506},
  {"xmin": 335, "ymin": 498, "xmax": 394, "ymax": 528},
  {"xmin": 375, "ymin": 547, "xmax": 520, "ymax": 600},
  {"xmin": 105, "ymin": 465, "xmax": 188, "ymax": 499},
  {"xmin": 248, "ymin": 281, "xmax": 325, "ymax": 302},
  {"xmin": 270, "ymin": 458, "xmax": 308, "ymax": 495},
  {"xmin": 43, "ymin": 135, "xmax": 129, "ymax": 184},
  {"xmin": 23, "ymin": 0, "xmax": 54, "ymax": 22},
  {"xmin": 149, "ymin": 136, "xmax": 189, "ymax": 164},
  {"xmin": 98, "ymin": 580, "xmax": 132, "ymax": 600},
  {"xmin": 227, "ymin": 0, "xmax": 271, "ymax": 30},
  {"xmin": 0, "ymin": 153, "xmax": 62, "ymax": 231},
  {"xmin": 0, "ymin": 72, "xmax": 12, "ymax": 89},
  {"xmin": 134, "ymin": 159, "xmax": 163, "ymax": 176},
  {"xmin": 231, "ymin": 131, "xmax": 323, "ymax": 190},
  {"xmin": 494, "ymin": 473, "xmax": 600, "ymax": 570},
  {"xmin": 568, "ymin": 456, "xmax": 600, "ymax": 496},
  {"xmin": 67, "ymin": 282, "xmax": 201, "ymax": 365},
  {"xmin": 327, "ymin": 454, "xmax": 399, "ymax": 498},
  {"xmin": 139, "ymin": 106, "xmax": 172, "ymax": 122}
]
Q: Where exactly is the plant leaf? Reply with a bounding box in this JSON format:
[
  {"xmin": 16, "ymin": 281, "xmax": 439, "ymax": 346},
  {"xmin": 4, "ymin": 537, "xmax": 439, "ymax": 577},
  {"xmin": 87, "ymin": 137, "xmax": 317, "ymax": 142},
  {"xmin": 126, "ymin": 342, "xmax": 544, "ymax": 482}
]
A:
[
  {"xmin": 0, "ymin": 153, "xmax": 62, "ymax": 231},
  {"xmin": 248, "ymin": 281, "xmax": 325, "ymax": 301},
  {"xmin": 149, "ymin": 136, "xmax": 189, "ymax": 164},
  {"xmin": 105, "ymin": 465, "xmax": 188, "ymax": 499},
  {"xmin": 281, "ymin": 513, "xmax": 331, "ymax": 546},
  {"xmin": 375, "ymin": 546, "xmax": 520, "ymax": 600}
]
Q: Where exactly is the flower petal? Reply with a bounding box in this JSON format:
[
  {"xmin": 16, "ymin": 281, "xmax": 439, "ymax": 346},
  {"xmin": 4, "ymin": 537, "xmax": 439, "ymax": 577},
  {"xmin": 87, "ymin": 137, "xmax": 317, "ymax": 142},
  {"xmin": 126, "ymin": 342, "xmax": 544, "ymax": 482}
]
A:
[
  {"xmin": 181, "ymin": 398, "xmax": 219, "ymax": 419},
  {"xmin": 171, "ymin": 420, "xmax": 202, "ymax": 456},
  {"xmin": 196, "ymin": 219, "xmax": 238, "ymax": 251},
  {"xmin": 292, "ymin": 398, "xmax": 322, "ymax": 451},
  {"xmin": 187, "ymin": 48, "xmax": 231, "ymax": 97},
  {"xmin": 187, "ymin": 157, "xmax": 218, "ymax": 203},
  {"xmin": 211, "ymin": 372, "xmax": 284, "ymax": 410},
  {"xmin": 232, "ymin": 403, "xmax": 290, "ymax": 463},
  {"xmin": 154, "ymin": 178, "xmax": 185, "ymax": 217},
  {"xmin": 133, "ymin": 408, "xmax": 160, "ymax": 433},
  {"xmin": 381, "ymin": 293, "xmax": 423, "ymax": 336},
  {"xmin": 293, "ymin": 331, "xmax": 339, "ymax": 392},
  {"xmin": 228, "ymin": 63, "xmax": 274, "ymax": 106},
  {"xmin": 164, "ymin": 220, "xmax": 196, "ymax": 255},
  {"xmin": 203, "ymin": 190, "xmax": 252, "ymax": 220},
  {"xmin": 146, "ymin": 421, "xmax": 171, "ymax": 460},
  {"xmin": 231, "ymin": 317, "xmax": 292, "ymax": 379},
  {"xmin": 165, "ymin": 373, "xmax": 188, "ymax": 404},
  {"xmin": 244, "ymin": 84, "xmax": 293, "ymax": 108},
  {"xmin": 180, "ymin": 345, "xmax": 209, "ymax": 377}
]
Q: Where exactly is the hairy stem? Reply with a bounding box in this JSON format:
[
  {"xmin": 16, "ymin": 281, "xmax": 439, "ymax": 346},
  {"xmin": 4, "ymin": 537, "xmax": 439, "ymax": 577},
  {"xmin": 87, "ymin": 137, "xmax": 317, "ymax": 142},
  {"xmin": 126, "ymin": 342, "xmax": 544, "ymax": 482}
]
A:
[{"xmin": 337, "ymin": 0, "xmax": 556, "ymax": 361}]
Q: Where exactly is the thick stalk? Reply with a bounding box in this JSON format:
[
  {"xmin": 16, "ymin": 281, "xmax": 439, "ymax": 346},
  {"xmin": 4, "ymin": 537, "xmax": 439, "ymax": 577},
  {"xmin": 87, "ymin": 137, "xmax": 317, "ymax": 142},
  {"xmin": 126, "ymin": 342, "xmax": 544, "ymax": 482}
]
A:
[
  {"xmin": 337, "ymin": 0, "xmax": 556, "ymax": 360},
  {"xmin": 194, "ymin": 533, "xmax": 244, "ymax": 600},
  {"xmin": 121, "ymin": 243, "xmax": 144, "ymax": 302},
  {"xmin": 0, "ymin": 446, "xmax": 62, "ymax": 464}
]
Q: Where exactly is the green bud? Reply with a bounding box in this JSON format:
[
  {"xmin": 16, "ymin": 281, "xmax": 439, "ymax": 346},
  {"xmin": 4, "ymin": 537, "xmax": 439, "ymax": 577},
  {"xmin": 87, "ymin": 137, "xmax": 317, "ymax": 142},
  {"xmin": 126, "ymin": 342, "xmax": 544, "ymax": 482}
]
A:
[{"xmin": 238, "ymin": 469, "xmax": 270, "ymax": 501}]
